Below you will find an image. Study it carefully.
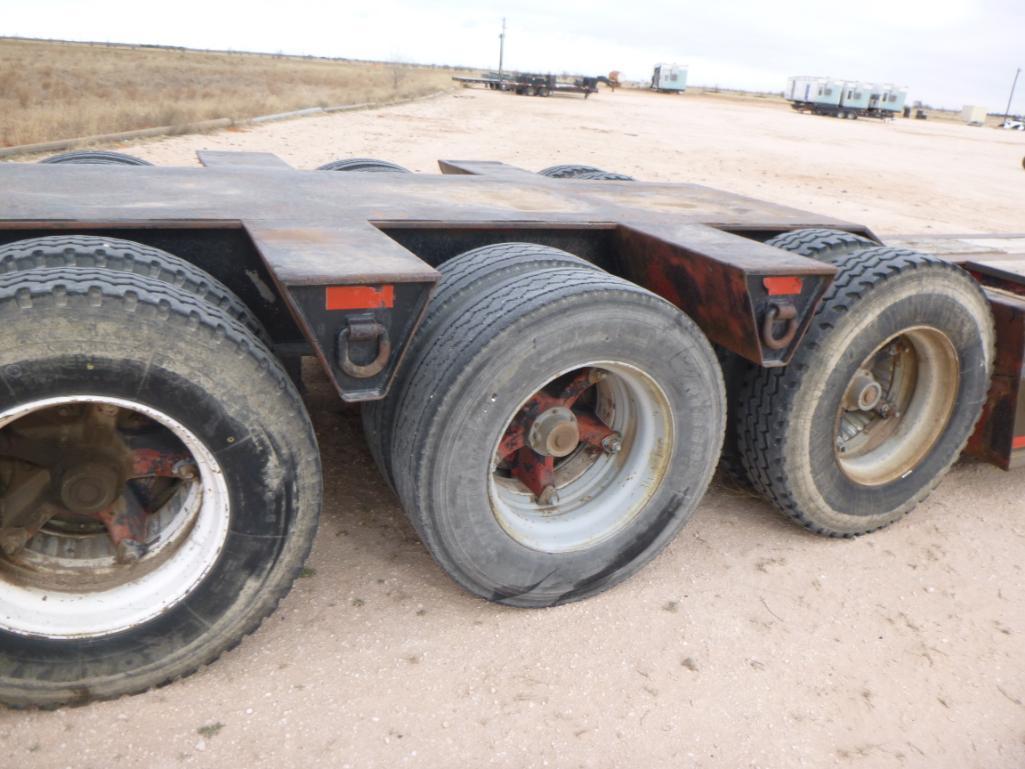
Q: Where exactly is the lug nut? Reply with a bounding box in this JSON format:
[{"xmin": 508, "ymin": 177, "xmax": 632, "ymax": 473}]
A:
[
  {"xmin": 116, "ymin": 539, "xmax": 146, "ymax": 564},
  {"xmin": 0, "ymin": 528, "xmax": 29, "ymax": 556},
  {"xmin": 173, "ymin": 460, "xmax": 198, "ymax": 480},
  {"xmin": 537, "ymin": 485, "xmax": 560, "ymax": 506},
  {"xmin": 601, "ymin": 433, "xmax": 623, "ymax": 454}
]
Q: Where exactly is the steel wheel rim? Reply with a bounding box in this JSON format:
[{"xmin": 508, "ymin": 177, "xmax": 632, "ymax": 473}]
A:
[
  {"xmin": 0, "ymin": 395, "xmax": 230, "ymax": 638},
  {"xmin": 489, "ymin": 361, "xmax": 674, "ymax": 553},
  {"xmin": 834, "ymin": 327, "xmax": 959, "ymax": 486}
]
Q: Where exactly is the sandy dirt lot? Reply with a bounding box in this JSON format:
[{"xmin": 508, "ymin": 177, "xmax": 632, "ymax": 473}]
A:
[{"xmin": 3, "ymin": 88, "xmax": 1025, "ymax": 769}]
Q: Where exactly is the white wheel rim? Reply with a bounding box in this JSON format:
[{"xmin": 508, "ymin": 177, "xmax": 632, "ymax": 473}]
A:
[
  {"xmin": 0, "ymin": 395, "xmax": 230, "ymax": 638},
  {"xmin": 834, "ymin": 327, "xmax": 960, "ymax": 486},
  {"xmin": 489, "ymin": 361, "xmax": 674, "ymax": 553}
]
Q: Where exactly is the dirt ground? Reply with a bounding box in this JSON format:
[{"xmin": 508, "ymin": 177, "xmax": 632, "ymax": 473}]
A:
[{"xmin": 3, "ymin": 88, "xmax": 1025, "ymax": 769}]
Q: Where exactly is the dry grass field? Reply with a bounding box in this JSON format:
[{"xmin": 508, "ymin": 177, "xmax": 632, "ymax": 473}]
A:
[{"xmin": 0, "ymin": 38, "xmax": 458, "ymax": 146}]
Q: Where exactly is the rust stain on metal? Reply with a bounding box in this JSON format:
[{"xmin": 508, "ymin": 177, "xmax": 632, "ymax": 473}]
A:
[{"xmin": 965, "ymin": 290, "xmax": 1025, "ymax": 470}]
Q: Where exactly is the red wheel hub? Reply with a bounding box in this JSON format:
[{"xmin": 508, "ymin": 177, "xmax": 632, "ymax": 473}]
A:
[{"xmin": 496, "ymin": 368, "xmax": 617, "ymax": 502}]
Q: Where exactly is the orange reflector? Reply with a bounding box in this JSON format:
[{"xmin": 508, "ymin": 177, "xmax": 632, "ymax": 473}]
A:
[
  {"xmin": 325, "ymin": 285, "xmax": 395, "ymax": 310},
  {"xmin": 763, "ymin": 276, "xmax": 804, "ymax": 296},
  {"xmin": 1013, "ymin": 436, "xmax": 1025, "ymax": 450}
]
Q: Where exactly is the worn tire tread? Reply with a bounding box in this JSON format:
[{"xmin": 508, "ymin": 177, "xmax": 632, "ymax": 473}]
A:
[{"xmin": 0, "ymin": 266, "xmax": 319, "ymax": 709}]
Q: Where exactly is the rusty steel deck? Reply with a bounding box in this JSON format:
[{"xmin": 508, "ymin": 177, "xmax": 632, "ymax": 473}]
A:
[{"xmin": 0, "ymin": 152, "xmax": 865, "ymax": 371}]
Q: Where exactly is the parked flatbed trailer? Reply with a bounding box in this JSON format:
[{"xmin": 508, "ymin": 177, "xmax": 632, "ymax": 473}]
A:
[
  {"xmin": 453, "ymin": 73, "xmax": 600, "ymax": 97},
  {"xmin": 0, "ymin": 151, "xmax": 1018, "ymax": 707}
]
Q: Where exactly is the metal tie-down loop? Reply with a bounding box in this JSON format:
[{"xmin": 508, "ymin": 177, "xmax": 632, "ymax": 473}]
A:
[
  {"xmin": 338, "ymin": 319, "xmax": 391, "ymax": 378},
  {"xmin": 761, "ymin": 301, "xmax": 799, "ymax": 351}
]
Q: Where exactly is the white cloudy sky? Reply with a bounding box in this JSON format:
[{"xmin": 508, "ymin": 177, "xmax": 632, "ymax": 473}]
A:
[{"xmin": 3, "ymin": 0, "xmax": 1023, "ymax": 111}]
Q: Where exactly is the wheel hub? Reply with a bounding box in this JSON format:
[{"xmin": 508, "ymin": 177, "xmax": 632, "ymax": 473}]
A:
[
  {"xmin": 0, "ymin": 401, "xmax": 194, "ymax": 560},
  {"xmin": 844, "ymin": 369, "xmax": 883, "ymax": 412},
  {"xmin": 489, "ymin": 361, "xmax": 674, "ymax": 553},
  {"xmin": 495, "ymin": 367, "xmax": 618, "ymax": 503},
  {"xmin": 59, "ymin": 461, "xmax": 121, "ymax": 514},
  {"xmin": 528, "ymin": 407, "xmax": 580, "ymax": 457},
  {"xmin": 0, "ymin": 394, "xmax": 231, "ymax": 639},
  {"xmin": 834, "ymin": 329, "xmax": 959, "ymax": 485}
]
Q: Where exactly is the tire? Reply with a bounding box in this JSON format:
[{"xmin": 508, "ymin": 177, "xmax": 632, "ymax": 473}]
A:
[
  {"xmin": 538, "ymin": 164, "xmax": 607, "ymax": 178},
  {"xmin": 0, "ymin": 267, "xmax": 321, "ymax": 707},
  {"xmin": 721, "ymin": 231, "xmax": 871, "ymax": 485},
  {"xmin": 315, "ymin": 158, "xmax": 411, "ymax": 173},
  {"xmin": 765, "ymin": 228, "xmax": 876, "ymax": 264},
  {"xmin": 574, "ymin": 170, "xmax": 635, "ymax": 181},
  {"xmin": 39, "ymin": 150, "xmax": 152, "ymax": 166},
  {"xmin": 389, "ymin": 266, "xmax": 725, "ymax": 606},
  {"xmin": 362, "ymin": 243, "xmax": 601, "ymax": 490},
  {"xmin": 714, "ymin": 344, "xmax": 752, "ymax": 486},
  {"xmin": 737, "ymin": 247, "xmax": 994, "ymax": 537},
  {"xmin": 0, "ymin": 235, "xmax": 269, "ymax": 343}
]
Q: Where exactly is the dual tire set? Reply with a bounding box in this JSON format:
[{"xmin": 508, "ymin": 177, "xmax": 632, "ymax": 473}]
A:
[{"xmin": 721, "ymin": 229, "xmax": 994, "ymax": 536}]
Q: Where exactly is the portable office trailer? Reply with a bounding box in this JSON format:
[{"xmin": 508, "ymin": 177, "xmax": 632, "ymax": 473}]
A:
[
  {"xmin": 876, "ymin": 84, "xmax": 907, "ymax": 114},
  {"xmin": 790, "ymin": 76, "xmax": 908, "ymax": 119},
  {"xmin": 809, "ymin": 79, "xmax": 844, "ymax": 107},
  {"xmin": 786, "ymin": 75, "xmax": 822, "ymax": 104},
  {"xmin": 839, "ymin": 82, "xmax": 871, "ymax": 111},
  {"xmin": 652, "ymin": 63, "xmax": 687, "ymax": 92}
]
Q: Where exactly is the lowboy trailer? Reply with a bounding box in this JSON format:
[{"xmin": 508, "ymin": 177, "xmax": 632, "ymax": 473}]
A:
[{"xmin": 0, "ymin": 150, "xmax": 1021, "ymax": 707}]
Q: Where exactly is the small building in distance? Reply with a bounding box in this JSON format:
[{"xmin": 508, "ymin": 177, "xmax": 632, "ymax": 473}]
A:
[{"xmin": 962, "ymin": 105, "xmax": 988, "ymax": 126}]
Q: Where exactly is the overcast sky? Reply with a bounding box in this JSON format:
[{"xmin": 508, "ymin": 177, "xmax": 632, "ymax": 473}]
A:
[{"xmin": 4, "ymin": 0, "xmax": 1023, "ymax": 111}]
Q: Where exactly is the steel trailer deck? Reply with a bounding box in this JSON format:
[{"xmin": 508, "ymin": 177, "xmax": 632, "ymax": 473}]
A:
[{"xmin": 0, "ymin": 153, "xmax": 1022, "ymax": 467}]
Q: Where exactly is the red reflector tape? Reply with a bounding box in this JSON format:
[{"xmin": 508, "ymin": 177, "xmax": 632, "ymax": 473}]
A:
[
  {"xmin": 1013, "ymin": 436, "xmax": 1025, "ymax": 450},
  {"xmin": 763, "ymin": 276, "xmax": 804, "ymax": 296},
  {"xmin": 325, "ymin": 285, "xmax": 395, "ymax": 310}
]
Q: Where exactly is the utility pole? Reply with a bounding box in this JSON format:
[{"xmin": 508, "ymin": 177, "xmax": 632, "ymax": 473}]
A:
[
  {"xmin": 497, "ymin": 18, "xmax": 506, "ymax": 85},
  {"xmin": 1005, "ymin": 67, "xmax": 1021, "ymax": 123}
]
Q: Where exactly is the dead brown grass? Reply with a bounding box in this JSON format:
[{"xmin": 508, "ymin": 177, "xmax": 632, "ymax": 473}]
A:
[{"xmin": 0, "ymin": 38, "xmax": 461, "ymax": 147}]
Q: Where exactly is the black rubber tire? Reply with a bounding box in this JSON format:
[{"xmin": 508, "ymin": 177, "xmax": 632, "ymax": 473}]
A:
[
  {"xmin": 0, "ymin": 235, "xmax": 269, "ymax": 343},
  {"xmin": 389, "ymin": 265, "xmax": 725, "ymax": 607},
  {"xmin": 765, "ymin": 228, "xmax": 876, "ymax": 264},
  {"xmin": 573, "ymin": 170, "xmax": 636, "ymax": 181},
  {"xmin": 714, "ymin": 344, "xmax": 753, "ymax": 486},
  {"xmin": 315, "ymin": 158, "xmax": 411, "ymax": 173},
  {"xmin": 39, "ymin": 150, "xmax": 152, "ymax": 166},
  {"xmin": 537, "ymin": 164, "xmax": 607, "ymax": 178},
  {"xmin": 736, "ymin": 247, "xmax": 994, "ymax": 537},
  {"xmin": 362, "ymin": 243, "xmax": 601, "ymax": 490},
  {"xmin": 0, "ymin": 267, "xmax": 321, "ymax": 708}
]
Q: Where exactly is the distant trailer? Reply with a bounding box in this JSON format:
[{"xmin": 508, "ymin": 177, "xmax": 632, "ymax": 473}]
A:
[
  {"xmin": 452, "ymin": 72, "xmax": 600, "ymax": 98},
  {"xmin": 786, "ymin": 76, "xmax": 849, "ymax": 116},
  {"xmin": 453, "ymin": 75, "xmax": 509, "ymax": 91},
  {"xmin": 787, "ymin": 76, "xmax": 907, "ymax": 119},
  {"xmin": 651, "ymin": 63, "xmax": 687, "ymax": 93},
  {"xmin": 867, "ymin": 84, "xmax": 908, "ymax": 117}
]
